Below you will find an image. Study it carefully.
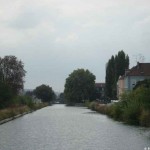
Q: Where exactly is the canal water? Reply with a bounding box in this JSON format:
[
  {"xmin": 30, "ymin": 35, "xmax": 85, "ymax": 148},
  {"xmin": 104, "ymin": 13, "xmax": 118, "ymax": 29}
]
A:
[{"xmin": 0, "ymin": 105, "xmax": 149, "ymax": 150}]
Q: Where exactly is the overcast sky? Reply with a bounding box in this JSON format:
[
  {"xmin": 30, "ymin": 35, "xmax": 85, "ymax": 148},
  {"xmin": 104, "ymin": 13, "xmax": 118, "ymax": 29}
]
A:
[{"xmin": 0, "ymin": 0, "xmax": 150, "ymax": 92}]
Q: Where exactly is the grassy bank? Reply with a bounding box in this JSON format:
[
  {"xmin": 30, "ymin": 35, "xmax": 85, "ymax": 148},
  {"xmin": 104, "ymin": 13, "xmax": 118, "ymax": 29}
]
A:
[
  {"xmin": 0, "ymin": 96, "xmax": 49, "ymax": 122},
  {"xmin": 87, "ymin": 87, "xmax": 150, "ymax": 127}
]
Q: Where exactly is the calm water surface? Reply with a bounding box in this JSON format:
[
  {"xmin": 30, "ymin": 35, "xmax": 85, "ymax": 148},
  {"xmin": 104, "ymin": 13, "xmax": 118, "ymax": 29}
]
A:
[{"xmin": 0, "ymin": 104, "xmax": 149, "ymax": 150}]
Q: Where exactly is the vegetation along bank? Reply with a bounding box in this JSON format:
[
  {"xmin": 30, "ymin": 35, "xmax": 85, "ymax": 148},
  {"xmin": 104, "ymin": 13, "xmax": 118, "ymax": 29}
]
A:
[
  {"xmin": 0, "ymin": 55, "xmax": 55, "ymax": 123},
  {"xmin": 87, "ymin": 83, "xmax": 150, "ymax": 127}
]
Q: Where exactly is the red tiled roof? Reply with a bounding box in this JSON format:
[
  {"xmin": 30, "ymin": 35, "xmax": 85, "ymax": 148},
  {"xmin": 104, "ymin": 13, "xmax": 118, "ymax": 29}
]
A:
[
  {"xmin": 95, "ymin": 83, "xmax": 105, "ymax": 87},
  {"xmin": 126, "ymin": 62, "xmax": 150, "ymax": 76}
]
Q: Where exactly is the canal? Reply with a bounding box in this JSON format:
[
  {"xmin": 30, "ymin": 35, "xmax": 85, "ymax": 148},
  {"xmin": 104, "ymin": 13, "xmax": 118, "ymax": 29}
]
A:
[{"xmin": 0, "ymin": 104, "xmax": 150, "ymax": 150}]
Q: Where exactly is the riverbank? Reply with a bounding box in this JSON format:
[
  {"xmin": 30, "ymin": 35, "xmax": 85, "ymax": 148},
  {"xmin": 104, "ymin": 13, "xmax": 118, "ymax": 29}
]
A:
[
  {"xmin": 87, "ymin": 101, "xmax": 150, "ymax": 127},
  {"xmin": 0, "ymin": 103, "xmax": 48, "ymax": 124}
]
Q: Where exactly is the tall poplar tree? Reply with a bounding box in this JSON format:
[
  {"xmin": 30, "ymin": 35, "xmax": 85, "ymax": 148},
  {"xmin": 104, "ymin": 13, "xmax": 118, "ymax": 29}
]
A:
[{"xmin": 105, "ymin": 50, "xmax": 129, "ymax": 99}]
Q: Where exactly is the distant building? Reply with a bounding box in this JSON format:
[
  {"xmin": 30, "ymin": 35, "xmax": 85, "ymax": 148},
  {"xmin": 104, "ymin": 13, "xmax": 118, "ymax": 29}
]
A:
[
  {"xmin": 95, "ymin": 83, "xmax": 105, "ymax": 100},
  {"xmin": 117, "ymin": 62, "xmax": 150, "ymax": 98}
]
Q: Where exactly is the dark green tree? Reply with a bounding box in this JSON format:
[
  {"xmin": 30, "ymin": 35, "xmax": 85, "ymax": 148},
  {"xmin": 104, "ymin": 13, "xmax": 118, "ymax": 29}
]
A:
[
  {"xmin": 115, "ymin": 50, "xmax": 129, "ymax": 78},
  {"xmin": 59, "ymin": 93, "xmax": 64, "ymax": 104},
  {"xmin": 0, "ymin": 55, "xmax": 26, "ymax": 95},
  {"xmin": 0, "ymin": 56, "xmax": 26, "ymax": 108},
  {"xmin": 34, "ymin": 84, "xmax": 54, "ymax": 103},
  {"xmin": 0, "ymin": 83, "xmax": 13, "ymax": 108},
  {"xmin": 64, "ymin": 69, "xmax": 96, "ymax": 105},
  {"xmin": 105, "ymin": 50, "xmax": 129, "ymax": 99},
  {"xmin": 105, "ymin": 56, "xmax": 116, "ymax": 99},
  {"xmin": 25, "ymin": 90, "xmax": 34, "ymax": 97}
]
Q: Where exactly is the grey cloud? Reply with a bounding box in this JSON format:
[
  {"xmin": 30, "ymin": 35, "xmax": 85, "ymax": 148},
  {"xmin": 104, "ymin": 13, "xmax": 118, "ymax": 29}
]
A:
[{"xmin": 1, "ymin": 0, "xmax": 150, "ymax": 92}]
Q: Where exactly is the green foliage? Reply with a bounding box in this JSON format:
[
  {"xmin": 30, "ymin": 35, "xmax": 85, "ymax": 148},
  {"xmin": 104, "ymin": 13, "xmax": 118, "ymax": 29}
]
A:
[
  {"xmin": 122, "ymin": 101, "xmax": 141, "ymax": 125},
  {"xmin": 0, "ymin": 55, "xmax": 26, "ymax": 108},
  {"xmin": 105, "ymin": 56, "xmax": 116, "ymax": 98},
  {"xmin": 110, "ymin": 87, "xmax": 150, "ymax": 126},
  {"xmin": 88, "ymin": 101, "xmax": 108, "ymax": 114},
  {"xmin": 88, "ymin": 101, "xmax": 97, "ymax": 111},
  {"xmin": 84, "ymin": 100, "xmax": 90, "ymax": 107},
  {"xmin": 64, "ymin": 69, "xmax": 96, "ymax": 106},
  {"xmin": 111, "ymin": 87, "xmax": 150, "ymax": 126},
  {"xmin": 12, "ymin": 96, "xmax": 34, "ymax": 109},
  {"xmin": 109, "ymin": 103, "xmax": 124, "ymax": 120},
  {"xmin": 59, "ymin": 93, "xmax": 65, "ymax": 104},
  {"xmin": 0, "ymin": 56, "xmax": 26, "ymax": 95},
  {"xmin": 139, "ymin": 110, "xmax": 150, "ymax": 127},
  {"xmin": 34, "ymin": 84, "xmax": 54, "ymax": 103},
  {"xmin": 25, "ymin": 91, "xmax": 34, "ymax": 97},
  {"xmin": 0, "ymin": 83, "xmax": 13, "ymax": 108},
  {"xmin": 88, "ymin": 87, "xmax": 150, "ymax": 127},
  {"xmin": 133, "ymin": 79, "xmax": 150, "ymax": 90},
  {"xmin": 105, "ymin": 50, "xmax": 129, "ymax": 99}
]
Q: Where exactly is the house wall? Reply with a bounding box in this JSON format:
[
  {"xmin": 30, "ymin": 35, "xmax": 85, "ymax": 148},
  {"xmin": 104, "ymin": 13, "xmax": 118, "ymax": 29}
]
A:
[
  {"xmin": 124, "ymin": 76, "xmax": 150, "ymax": 91},
  {"xmin": 117, "ymin": 78, "xmax": 125, "ymax": 98}
]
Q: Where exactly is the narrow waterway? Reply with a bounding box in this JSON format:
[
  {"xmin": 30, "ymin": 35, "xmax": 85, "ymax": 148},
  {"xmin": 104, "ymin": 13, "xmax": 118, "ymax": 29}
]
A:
[{"xmin": 0, "ymin": 104, "xmax": 149, "ymax": 150}]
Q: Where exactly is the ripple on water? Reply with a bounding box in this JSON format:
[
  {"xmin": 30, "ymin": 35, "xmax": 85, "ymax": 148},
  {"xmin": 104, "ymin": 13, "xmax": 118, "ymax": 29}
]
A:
[{"xmin": 0, "ymin": 105, "xmax": 149, "ymax": 150}]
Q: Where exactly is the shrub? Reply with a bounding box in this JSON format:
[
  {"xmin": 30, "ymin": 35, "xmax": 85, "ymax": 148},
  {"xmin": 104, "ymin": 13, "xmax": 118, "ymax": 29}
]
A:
[
  {"xmin": 139, "ymin": 110, "xmax": 150, "ymax": 127},
  {"xmin": 122, "ymin": 102, "xmax": 141, "ymax": 125},
  {"xmin": 88, "ymin": 101, "xmax": 97, "ymax": 110},
  {"xmin": 117, "ymin": 87, "xmax": 150, "ymax": 126},
  {"xmin": 96, "ymin": 104, "xmax": 107, "ymax": 114},
  {"xmin": 109, "ymin": 103, "xmax": 123, "ymax": 120},
  {"xmin": 85, "ymin": 100, "xmax": 90, "ymax": 107},
  {"xmin": 87, "ymin": 87, "xmax": 150, "ymax": 127},
  {"xmin": 12, "ymin": 96, "xmax": 34, "ymax": 108}
]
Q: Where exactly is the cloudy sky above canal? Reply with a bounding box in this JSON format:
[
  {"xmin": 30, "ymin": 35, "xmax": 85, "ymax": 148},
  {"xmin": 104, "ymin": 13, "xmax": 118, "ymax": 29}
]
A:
[{"xmin": 0, "ymin": 0, "xmax": 150, "ymax": 92}]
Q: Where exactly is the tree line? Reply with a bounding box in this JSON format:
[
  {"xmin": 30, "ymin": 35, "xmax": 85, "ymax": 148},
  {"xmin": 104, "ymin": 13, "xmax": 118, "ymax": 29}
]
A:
[
  {"xmin": 0, "ymin": 55, "xmax": 55, "ymax": 108},
  {"xmin": 1, "ymin": 51, "xmax": 130, "ymax": 107},
  {"xmin": 64, "ymin": 50, "xmax": 130, "ymax": 105}
]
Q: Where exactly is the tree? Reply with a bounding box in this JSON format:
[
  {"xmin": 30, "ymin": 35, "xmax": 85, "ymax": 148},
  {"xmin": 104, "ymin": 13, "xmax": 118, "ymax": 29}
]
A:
[
  {"xmin": 34, "ymin": 84, "xmax": 54, "ymax": 103},
  {"xmin": 0, "ymin": 55, "xmax": 26, "ymax": 95},
  {"xmin": 105, "ymin": 56, "xmax": 116, "ymax": 99},
  {"xmin": 59, "ymin": 93, "xmax": 64, "ymax": 104},
  {"xmin": 115, "ymin": 50, "xmax": 129, "ymax": 78},
  {"xmin": 105, "ymin": 50, "xmax": 129, "ymax": 99},
  {"xmin": 64, "ymin": 69, "xmax": 96, "ymax": 105},
  {"xmin": 25, "ymin": 90, "xmax": 34, "ymax": 97},
  {"xmin": 0, "ymin": 56, "xmax": 26, "ymax": 108}
]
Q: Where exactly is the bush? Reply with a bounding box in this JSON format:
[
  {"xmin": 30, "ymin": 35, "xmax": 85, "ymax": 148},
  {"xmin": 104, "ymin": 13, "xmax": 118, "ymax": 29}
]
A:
[
  {"xmin": 88, "ymin": 101, "xmax": 97, "ymax": 110},
  {"xmin": 139, "ymin": 110, "xmax": 150, "ymax": 127},
  {"xmin": 84, "ymin": 100, "xmax": 90, "ymax": 107},
  {"xmin": 109, "ymin": 104, "xmax": 123, "ymax": 120},
  {"xmin": 88, "ymin": 87, "xmax": 150, "ymax": 127},
  {"xmin": 95, "ymin": 104, "xmax": 107, "ymax": 114},
  {"xmin": 122, "ymin": 102, "xmax": 141, "ymax": 125},
  {"xmin": 12, "ymin": 96, "xmax": 34, "ymax": 108},
  {"xmin": 88, "ymin": 101, "xmax": 107, "ymax": 114}
]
